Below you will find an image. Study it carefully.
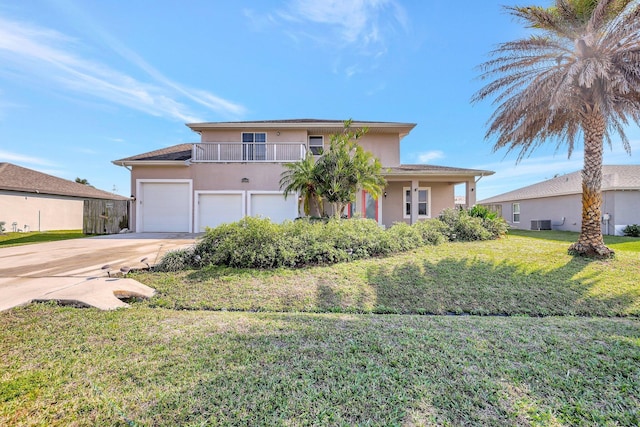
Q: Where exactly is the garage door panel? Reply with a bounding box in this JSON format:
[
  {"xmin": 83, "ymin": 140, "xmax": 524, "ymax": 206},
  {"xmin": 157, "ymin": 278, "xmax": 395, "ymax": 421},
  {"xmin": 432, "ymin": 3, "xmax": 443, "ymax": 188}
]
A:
[
  {"xmin": 140, "ymin": 182, "xmax": 190, "ymax": 232},
  {"xmin": 198, "ymin": 193, "xmax": 244, "ymax": 231},
  {"xmin": 250, "ymin": 193, "xmax": 297, "ymax": 223}
]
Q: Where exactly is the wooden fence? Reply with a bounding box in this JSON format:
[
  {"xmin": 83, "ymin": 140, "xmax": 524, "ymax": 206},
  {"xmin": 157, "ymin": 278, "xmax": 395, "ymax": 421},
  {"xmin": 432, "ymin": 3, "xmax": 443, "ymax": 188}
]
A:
[{"xmin": 83, "ymin": 199, "xmax": 129, "ymax": 234}]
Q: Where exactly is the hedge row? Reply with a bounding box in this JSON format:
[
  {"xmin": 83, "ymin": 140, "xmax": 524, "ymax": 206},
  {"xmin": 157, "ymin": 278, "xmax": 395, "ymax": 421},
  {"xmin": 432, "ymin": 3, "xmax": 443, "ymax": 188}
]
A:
[{"xmin": 156, "ymin": 208, "xmax": 508, "ymax": 271}]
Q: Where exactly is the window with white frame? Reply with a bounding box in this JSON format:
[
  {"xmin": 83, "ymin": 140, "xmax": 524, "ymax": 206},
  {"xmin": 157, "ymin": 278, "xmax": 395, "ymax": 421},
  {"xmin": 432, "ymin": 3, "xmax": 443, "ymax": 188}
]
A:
[
  {"xmin": 512, "ymin": 203, "xmax": 520, "ymax": 223},
  {"xmin": 242, "ymin": 132, "xmax": 266, "ymax": 160},
  {"xmin": 404, "ymin": 187, "xmax": 431, "ymax": 218},
  {"xmin": 309, "ymin": 136, "xmax": 324, "ymax": 155}
]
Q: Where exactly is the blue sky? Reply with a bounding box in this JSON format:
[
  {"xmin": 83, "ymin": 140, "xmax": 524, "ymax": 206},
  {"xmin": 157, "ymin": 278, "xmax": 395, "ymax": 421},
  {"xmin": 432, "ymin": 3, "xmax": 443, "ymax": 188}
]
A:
[{"xmin": 1, "ymin": 0, "xmax": 638, "ymax": 200}]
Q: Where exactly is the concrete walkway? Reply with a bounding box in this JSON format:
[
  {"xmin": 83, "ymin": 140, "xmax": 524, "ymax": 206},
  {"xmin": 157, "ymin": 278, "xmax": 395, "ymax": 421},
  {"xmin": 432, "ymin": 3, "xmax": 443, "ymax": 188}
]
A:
[{"xmin": 0, "ymin": 233, "xmax": 198, "ymax": 311}]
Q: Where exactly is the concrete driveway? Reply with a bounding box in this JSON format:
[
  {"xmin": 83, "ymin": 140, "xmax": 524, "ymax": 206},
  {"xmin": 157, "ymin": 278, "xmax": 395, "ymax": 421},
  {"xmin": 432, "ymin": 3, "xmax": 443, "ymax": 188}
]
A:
[{"xmin": 0, "ymin": 233, "xmax": 198, "ymax": 311}]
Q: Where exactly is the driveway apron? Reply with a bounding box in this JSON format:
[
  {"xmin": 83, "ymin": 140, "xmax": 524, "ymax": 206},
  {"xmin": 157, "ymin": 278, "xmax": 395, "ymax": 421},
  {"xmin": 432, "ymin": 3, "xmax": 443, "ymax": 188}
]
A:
[{"xmin": 0, "ymin": 233, "xmax": 197, "ymax": 311}]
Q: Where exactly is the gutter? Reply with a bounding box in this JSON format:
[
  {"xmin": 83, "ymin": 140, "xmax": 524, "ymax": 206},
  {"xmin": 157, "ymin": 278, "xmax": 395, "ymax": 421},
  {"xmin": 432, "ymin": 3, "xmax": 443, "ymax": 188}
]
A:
[{"xmin": 115, "ymin": 161, "xmax": 132, "ymax": 171}]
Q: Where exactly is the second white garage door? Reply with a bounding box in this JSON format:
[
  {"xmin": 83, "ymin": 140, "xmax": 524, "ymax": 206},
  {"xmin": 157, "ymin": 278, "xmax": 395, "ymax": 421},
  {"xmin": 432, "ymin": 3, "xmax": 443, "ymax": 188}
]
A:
[
  {"xmin": 249, "ymin": 192, "xmax": 298, "ymax": 223},
  {"xmin": 197, "ymin": 192, "xmax": 245, "ymax": 231}
]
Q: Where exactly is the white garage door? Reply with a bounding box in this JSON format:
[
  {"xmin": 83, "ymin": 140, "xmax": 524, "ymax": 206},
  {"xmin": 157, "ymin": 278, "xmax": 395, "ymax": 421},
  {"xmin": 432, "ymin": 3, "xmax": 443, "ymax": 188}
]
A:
[
  {"xmin": 139, "ymin": 182, "xmax": 191, "ymax": 232},
  {"xmin": 197, "ymin": 193, "xmax": 244, "ymax": 231},
  {"xmin": 249, "ymin": 193, "xmax": 298, "ymax": 223}
]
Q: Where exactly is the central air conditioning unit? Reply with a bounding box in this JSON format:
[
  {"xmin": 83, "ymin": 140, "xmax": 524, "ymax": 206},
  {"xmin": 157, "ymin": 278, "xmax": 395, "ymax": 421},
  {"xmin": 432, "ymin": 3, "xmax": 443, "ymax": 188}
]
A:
[{"xmin": 531, "ymin": 219, "xmax": 552, "ymax": 230}]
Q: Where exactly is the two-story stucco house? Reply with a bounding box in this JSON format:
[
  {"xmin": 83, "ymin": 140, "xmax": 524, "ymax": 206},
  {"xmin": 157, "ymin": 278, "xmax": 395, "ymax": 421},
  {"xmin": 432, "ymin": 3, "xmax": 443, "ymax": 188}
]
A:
[{"xmin": 113, "ymin": 119, "xmax": 494, "ymax": 232}]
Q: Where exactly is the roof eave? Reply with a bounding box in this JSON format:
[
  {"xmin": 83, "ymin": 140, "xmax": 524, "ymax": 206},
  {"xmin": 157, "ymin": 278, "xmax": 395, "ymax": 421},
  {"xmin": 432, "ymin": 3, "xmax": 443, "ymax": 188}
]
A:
[
  {"xmin": 112, "ymin": 160, "xmax": 190, "ymax": 167},
  {"xmin": 383, "ymin": 169, "xmax": 495, "ymax": 178},
  {"xmin": 186, "ymin": 121, "xmax": 417, "ymax": 135}
]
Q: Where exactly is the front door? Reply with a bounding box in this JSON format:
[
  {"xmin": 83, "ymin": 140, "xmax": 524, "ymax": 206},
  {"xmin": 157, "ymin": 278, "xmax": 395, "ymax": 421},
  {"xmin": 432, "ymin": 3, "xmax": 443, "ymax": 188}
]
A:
[{"xmin": 362, "ymin": 191, "xmax": 378, "ymax": 221}]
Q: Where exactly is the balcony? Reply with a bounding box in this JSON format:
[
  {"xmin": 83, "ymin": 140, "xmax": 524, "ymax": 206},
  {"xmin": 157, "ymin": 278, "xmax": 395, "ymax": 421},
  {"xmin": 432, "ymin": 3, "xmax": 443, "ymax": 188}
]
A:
[{"xmin": 192, "ymin": 142, "xmax": 307, "ymax": 162}]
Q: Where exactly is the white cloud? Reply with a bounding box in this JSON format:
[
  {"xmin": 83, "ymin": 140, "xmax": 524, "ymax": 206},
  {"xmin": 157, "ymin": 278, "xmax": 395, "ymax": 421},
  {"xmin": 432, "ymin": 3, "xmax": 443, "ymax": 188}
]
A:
[
  {"xmin": 0, "ymin": 16, "xmax": 246, "ymax": 122},
  {"xmin": 249, "ymin": 0, "xmax": 409, "ymax": 76},
  {"xmin": 0, "ymin": 149, "xmax": 56, "ymax": 166},
  {"xmin": 415, "ymin": 150, "xmax": 445, "ymax": 163},
  {"xmin": 282, "ymin": 0, "xmax": 408, "ymax": 47}
]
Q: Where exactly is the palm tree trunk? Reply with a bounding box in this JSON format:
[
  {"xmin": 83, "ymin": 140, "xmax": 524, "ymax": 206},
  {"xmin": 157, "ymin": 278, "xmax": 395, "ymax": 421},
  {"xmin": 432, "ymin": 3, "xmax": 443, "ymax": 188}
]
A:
[{"xmin": 568, "ymin": 112, "xmax": 614, "ymax": 258}]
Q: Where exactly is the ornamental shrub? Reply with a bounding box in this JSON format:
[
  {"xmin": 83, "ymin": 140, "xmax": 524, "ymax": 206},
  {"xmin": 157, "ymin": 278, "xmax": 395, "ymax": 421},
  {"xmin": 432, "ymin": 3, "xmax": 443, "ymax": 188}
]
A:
[
  {"xmin": 386, "ymin": 222, "xmax": 423, "ymax": 252},
  {"xmin": 622, "ymin": 224, "xmax": 640, "ymax": 237},
  {"xmin": 468, "ymin": 205, "xmax": 498, "ymax": 220},
  {"xmin": 412, "ymin": 219, "xmax": 448, "ymax": 245},
  {"xmin": 159, "ymin": 206, "xmax": 506, "ymax": 270}
]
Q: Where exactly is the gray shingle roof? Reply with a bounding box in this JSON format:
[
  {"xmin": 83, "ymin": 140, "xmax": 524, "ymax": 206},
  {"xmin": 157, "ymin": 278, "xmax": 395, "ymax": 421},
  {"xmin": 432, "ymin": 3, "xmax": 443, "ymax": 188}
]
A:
[
  {"xmin": 385, "ymin": 164, "xmax": 495, "ymax": 177},
  {"xmin": 479, "ymin": 165, "xmax": 640, "ymax": 204},
  {"xmin": 0, "ymin": 163, "xmax": 128, "ymax": 200},
  {"xmin": 112, "ymin": 144, "xmax": 192, "ymax": 162}
]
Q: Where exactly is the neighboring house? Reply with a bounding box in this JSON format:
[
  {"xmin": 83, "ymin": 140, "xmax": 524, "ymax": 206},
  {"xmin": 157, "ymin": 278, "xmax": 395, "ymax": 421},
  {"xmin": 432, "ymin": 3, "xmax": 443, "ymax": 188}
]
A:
[
  {"xmin": 113, "ymin": 119, "xmax": 494, "ymax": 232},
  {"xmin": 478, "ymin": 165, "xmax": 640, "ymax": 235},
  {"xmin": 0, "ymin": 163, "xmax": 129, "ymax": 233}
]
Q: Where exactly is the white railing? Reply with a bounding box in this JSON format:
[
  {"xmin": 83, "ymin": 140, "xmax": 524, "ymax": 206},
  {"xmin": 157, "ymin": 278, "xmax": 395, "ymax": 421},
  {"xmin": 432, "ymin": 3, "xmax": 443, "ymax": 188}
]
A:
[{"xmin": 192, "ymin": 143, "xmax": 307, "ymax": 162}]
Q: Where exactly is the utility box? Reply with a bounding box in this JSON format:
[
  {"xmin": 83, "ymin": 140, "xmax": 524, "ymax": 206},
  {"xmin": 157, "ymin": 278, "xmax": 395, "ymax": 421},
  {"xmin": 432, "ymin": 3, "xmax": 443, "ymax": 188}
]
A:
[{"xmin": 531, "ymin": 219, "xmax": 552, "ymax": 230}]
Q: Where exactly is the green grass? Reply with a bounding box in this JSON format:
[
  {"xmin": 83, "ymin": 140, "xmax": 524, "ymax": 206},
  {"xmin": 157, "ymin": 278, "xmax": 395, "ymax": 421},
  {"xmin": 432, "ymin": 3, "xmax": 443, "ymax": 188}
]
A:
[
  {"xmin": 138, "ymin": 231, "xmax": 640, "ymax": 316},
  {"xmin": 1, "ymin": 305, "xmax": 638, "ymax": 426},
  {"xmin": 0, "ymin": 230, "xmax": 86, "ymax": 247},
  {"xmin": 1, "ymin": 231, "xmax": 639, "ymax": 426}
]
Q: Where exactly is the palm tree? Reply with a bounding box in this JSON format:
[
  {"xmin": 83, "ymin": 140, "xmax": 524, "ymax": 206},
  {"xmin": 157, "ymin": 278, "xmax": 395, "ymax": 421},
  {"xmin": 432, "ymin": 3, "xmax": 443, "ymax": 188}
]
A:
[
  {"xmin": 314, "ymin": 124, "xmax": 387, "ymax": 218},
  {"xmin": 279, "ymin": 152, "xmax": 323, "ymax": 217},
  {"xmin": 473, "ymin": 0, "xmax": 640, "ymax": 258}
]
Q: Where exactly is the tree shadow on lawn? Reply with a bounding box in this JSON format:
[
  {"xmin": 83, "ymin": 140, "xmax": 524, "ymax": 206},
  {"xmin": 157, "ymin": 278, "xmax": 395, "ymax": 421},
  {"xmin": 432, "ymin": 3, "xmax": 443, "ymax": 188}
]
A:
[
  {"xmin": 365, "ymin": 255, "xmax": 639, "ymax": 316},
  {"xmin": 173, "ymin": 251, "xmax": 638, "ymax": 316},
  {"xmin": 129, "ymin": 312, "xmax": 640, "ymax": 426}
]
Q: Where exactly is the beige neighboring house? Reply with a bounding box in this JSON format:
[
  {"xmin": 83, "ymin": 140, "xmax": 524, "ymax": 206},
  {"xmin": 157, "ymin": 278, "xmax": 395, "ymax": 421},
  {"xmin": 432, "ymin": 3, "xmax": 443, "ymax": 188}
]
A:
[
  {"xmin": 0, "ymin": 163, "xmax": 129, "ymax": 233},
  {"xmin": 113, "ymin": 119, "xmax": 494, "ymax": 232},
  {"xmin": 479, "ymin": 165, "xmax": 640, "ymax": 235}
]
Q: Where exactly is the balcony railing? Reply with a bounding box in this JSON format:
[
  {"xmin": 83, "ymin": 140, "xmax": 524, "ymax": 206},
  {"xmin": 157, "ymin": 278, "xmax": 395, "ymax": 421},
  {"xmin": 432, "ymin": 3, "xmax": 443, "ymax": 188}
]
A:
[{"xmin": 192, "ymin": 142, "xmax": 307, "ymax": 162}]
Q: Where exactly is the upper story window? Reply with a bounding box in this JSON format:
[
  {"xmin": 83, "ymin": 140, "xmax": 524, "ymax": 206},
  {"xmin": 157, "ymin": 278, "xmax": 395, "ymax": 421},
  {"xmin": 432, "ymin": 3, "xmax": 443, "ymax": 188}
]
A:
[
  {"xmin": 242, "ymin": 132, "xmax": 266, "ymax": 144},
  {"xmin": 512, "ymin": 203, "xmax": 520, "ymax": 223},
  {"xmin": 242, "ymin": 132, "xmax": 266, "ymax": 161},
  {"xmin": 309, "ymin": 136, "xmax": 324, "ymax": 155},
  {"xmin": 404, "ymin": 187, "xmax": 431, "ymax": 218}
]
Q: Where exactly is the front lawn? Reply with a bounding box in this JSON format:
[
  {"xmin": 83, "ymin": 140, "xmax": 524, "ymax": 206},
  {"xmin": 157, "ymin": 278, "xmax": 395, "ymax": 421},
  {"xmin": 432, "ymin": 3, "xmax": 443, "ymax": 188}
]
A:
[
  {"xmin": 0, "ymin": 230, "xmax": 86, "ymax": 248},
  {"xmin": 1, "ymin": 306, "xmax": 638, "ymax": 426},
  {"xmin": 1, "ymin": 230, "xmax": 638, "ymax": 426},
  {"xmin": 138, "ymin": 231, "xmax": 640, "ymax": 316}
]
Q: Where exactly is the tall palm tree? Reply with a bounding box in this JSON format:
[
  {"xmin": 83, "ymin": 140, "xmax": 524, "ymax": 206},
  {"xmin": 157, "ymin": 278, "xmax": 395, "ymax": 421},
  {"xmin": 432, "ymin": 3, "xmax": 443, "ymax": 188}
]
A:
[
  {"xmin": 279, "ymin": 152, "xmax": 323, "ymax": 217},
  {"xmin": 473, "ymin": 0, "xmax": 640, "ymax": 258}
]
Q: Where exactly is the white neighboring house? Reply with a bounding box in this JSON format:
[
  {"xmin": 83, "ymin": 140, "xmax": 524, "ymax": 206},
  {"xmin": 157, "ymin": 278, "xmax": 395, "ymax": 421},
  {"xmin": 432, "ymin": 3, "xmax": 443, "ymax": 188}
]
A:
[
  {"xmin": 478, "ymin": 165, "xmax": 640, "ymax": 236},
  {"xmin": 0, "ymin": 163, "xmax": 129, "ymax": 233}
]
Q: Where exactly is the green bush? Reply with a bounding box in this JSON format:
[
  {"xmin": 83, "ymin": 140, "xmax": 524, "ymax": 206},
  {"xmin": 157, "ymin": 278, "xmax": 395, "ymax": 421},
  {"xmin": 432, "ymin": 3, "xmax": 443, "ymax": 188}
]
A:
[
  {"xmin": 468, "ymin": 205, "xmax": 498, "ymax": 220},
  {"xmin": 386, "ymin": 222, "xmax": 424, "ymax": 252},
  {"xmin": 154, "ymin": 248, "xmax": 202, "ymax": 272},
  {"xmin": 198, "ymin": 217, "xmax": 290, "ymax": 268},
  {"xmin": 438, "ymin": 207, "xmax": 508, "ymax": 241},
  {"xmin": 482, "ymin": 216, "xmax": 509, "ymax": 239},
  {"xmin": 413, "ymin": 219, "xmax": 448, "ymax": 245},
  {"xmin": 160, "ymin": 206, "xmax": 506, "ymax": 270},
  {"xmin": 454, "ymin": 214, "xmax": 492, "ymax": 241},
  {"xmin": 622, "ymin": 224, "xmax": 640, "ymax": 237}
]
